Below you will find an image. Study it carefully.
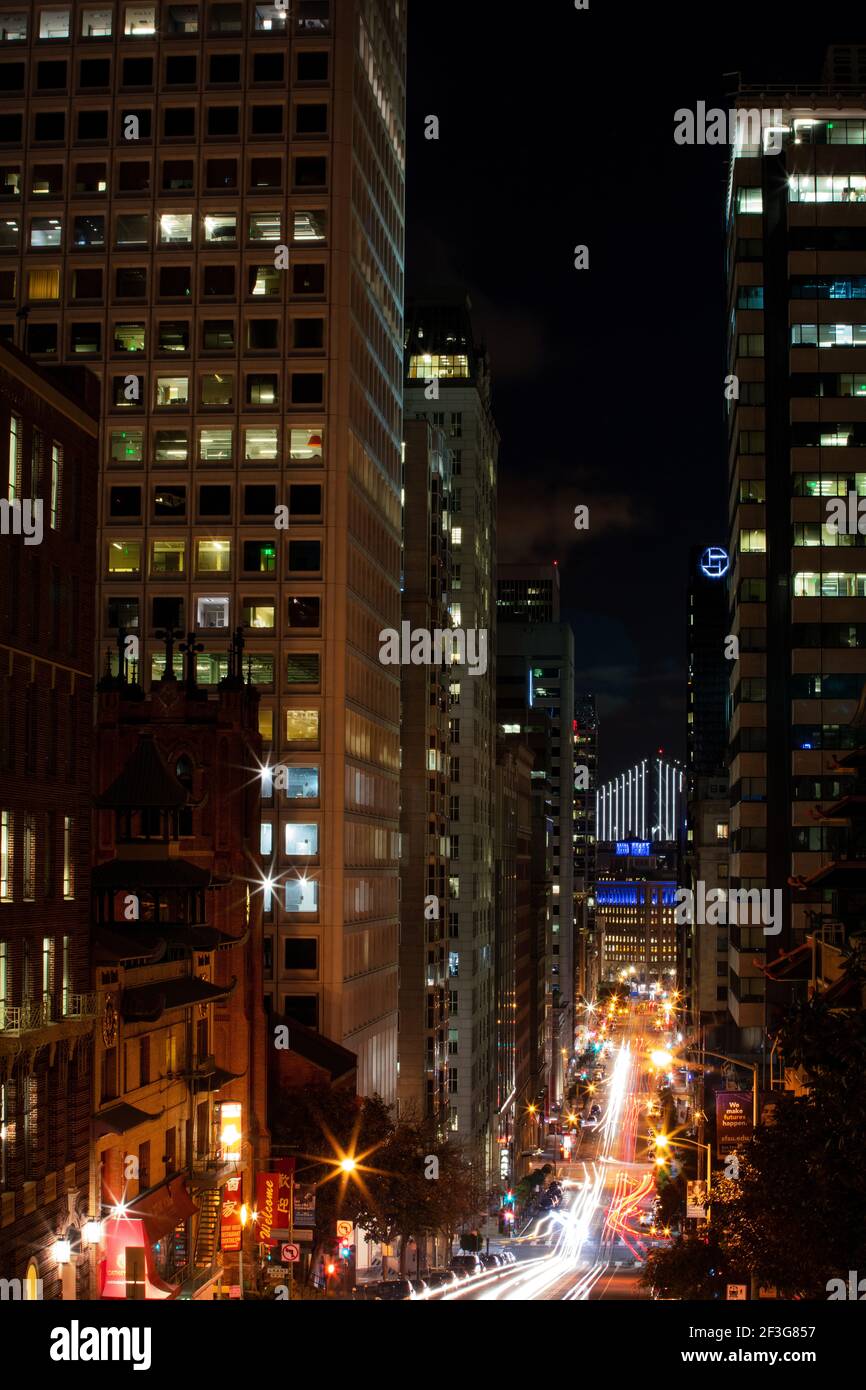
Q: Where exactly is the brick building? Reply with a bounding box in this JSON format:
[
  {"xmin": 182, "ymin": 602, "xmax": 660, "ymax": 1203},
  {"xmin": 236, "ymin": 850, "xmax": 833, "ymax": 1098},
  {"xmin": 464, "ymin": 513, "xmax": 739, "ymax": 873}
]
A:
[{"xmin": 0, "ymin": 341, "xmax": 99, "ymax": 1299}]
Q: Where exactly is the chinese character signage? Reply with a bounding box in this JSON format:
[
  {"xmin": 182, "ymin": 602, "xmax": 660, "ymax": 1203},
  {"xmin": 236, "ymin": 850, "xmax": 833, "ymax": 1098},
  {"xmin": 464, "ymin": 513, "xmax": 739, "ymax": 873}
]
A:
[{"xmin": 220, "ymin": 1175, "xmax": 243, "ymax": 1253}]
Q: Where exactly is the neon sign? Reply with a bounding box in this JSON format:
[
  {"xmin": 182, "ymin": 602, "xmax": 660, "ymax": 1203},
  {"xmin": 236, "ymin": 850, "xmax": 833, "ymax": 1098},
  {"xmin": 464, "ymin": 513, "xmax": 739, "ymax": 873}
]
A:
[
  {"xmin": 615, "ymin": 841, "xmax": 651, "ymax": 857},
  {"xmin": 699, "ymin": 546, "xmax": 730, "ymax": 580}
]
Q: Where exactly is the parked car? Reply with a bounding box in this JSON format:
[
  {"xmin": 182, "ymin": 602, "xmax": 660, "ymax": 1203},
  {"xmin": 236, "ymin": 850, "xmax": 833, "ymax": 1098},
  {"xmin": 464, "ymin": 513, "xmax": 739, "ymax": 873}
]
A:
[
  {"xmin": 377, "ymin": 1279, "xmax": 416, "ymax": 1301},
  {"xmin": 450, "ymin": 1254, "xmax": 483, "ymax": 1277},
  {"xmin": 426, "ymin": 1269, "xmax": 459, "ymax": 1289},
  {"xmin": 480, "ymin": 1253, "xmax": 501, "ymax": 1269},
  {"xmin": 410, "ymin": 1278, "xmax": 429, "ymax": 1296}
]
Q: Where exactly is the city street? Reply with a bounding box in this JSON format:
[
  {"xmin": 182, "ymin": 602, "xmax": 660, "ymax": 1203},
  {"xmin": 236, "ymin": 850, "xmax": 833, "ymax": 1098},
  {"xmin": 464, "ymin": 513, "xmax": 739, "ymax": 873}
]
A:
[{"xmin": 435, "ymin": 1004, "xmax": 659, "ymax": 1301}]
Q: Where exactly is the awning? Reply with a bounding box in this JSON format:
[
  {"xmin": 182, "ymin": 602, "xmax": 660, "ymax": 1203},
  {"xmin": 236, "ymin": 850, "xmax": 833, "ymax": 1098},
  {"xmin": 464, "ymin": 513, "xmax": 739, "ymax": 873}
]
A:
[
  {"xmin": 128, "ymin": 1175, "xmax": 199, "ymax": 1242},
  {"xmin": 198, "ymin": 1066, "xmax": 245, "ymax": 1093},
  {"xmin": 93, "ymin": 1102, "xmax": 166, "ymax": 1137}
]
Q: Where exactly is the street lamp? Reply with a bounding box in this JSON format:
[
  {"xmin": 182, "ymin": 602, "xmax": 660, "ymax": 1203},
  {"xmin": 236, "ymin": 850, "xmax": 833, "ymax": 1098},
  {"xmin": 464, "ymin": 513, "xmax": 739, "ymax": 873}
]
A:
[{"xmin": 686, "ymin": 1047, "xmax": 760, "ymax": 1127}]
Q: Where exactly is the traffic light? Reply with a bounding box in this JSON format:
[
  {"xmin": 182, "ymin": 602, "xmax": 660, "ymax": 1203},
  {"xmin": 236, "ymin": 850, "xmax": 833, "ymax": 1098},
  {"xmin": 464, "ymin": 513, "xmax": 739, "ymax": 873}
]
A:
[
  {"xmin": 339, "ymin": 1237, "xmax": 351, "ymax": 1260},
  {"xmin": 502, "ymin": 1190, "xmax": 515, "ymax": 1206}
]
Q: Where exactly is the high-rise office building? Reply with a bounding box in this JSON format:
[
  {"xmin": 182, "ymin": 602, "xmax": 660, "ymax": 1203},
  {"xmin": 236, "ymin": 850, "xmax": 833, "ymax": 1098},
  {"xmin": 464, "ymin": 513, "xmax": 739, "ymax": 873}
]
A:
[
  {"xmin": 404, "ymin": 290, "xmax": 498, "ymax": 1163},
  {"xmin": 596, "ymin": 756, "xmax": 685, "ymax": 845},
  {"xmin": 0, "ymin": 0, "xmax": 407, "ymax": 1099},
  {"xmin": 397, "ymin": 418, "xmax": 451, "ymax": 1123},
  {"xmin": 683, "ymin": 546, "xmax": 730, "ymax": 1039},
  {"xmin": 497, "ymin": 563, "xmax": 560, "ymax": 624},
  {"xmin": 497, "ymin": 623, "xmax": 574, "ymax": 1106},
  {"xmin": 573, "ymin": 691, "xmax": 598, "ymax": 1002},
  {"xmin": 725, "ymin": 51, "xmax": 866, "ymax": 1048}
]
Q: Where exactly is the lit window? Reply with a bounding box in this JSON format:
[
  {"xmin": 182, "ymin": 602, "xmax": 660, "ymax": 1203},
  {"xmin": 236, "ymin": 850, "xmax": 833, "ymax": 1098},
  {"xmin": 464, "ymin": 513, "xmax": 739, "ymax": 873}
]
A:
[
  {"xmin": 114, "ymin": 322, "xmax": 146, "ymax": 353},
  {"xmin": 0, "ymin": 811, "xmax": 12, "ymax": 901},
  {"xmin": 49, "ymin": 442, "xmax": 62, "ymax": 528},
  {"xmin": 1, "ymin": 12, "xmax": 27, "ymax": 39},
  {"xmin": 254, "ymin": 3, "xmax": 287, "ymax": 30},
  {"xmin": 124, "ymin": 5, "xmax": 156, "ymax": 36},
  {"xmin": 289, "ymin": 427, "xmax": 323, "ymax": 461},
  {"xmin": 249, "ymin": 212, "xmax": 281, "ymax": 242},
  {"xmin": 156, "ymin": 376, "xmax": 189, "ymax": 406},
  {"xmin": 199, "ymin": 428, "xmax": 232, "ymax": 461},
  {"xmin": 159, "ymin": 213, "xmax": 192, "ymax": 244},
  {"xmin": 39, "ymin": 9, "xmax": 71, "ymax": 39},
  {"xmin": 204, "ymin": 213, "xmax": 237, "ymax": 243},
  {"xmin": 30, "ymin": 217, "xmax": 62, "ymax": 249},
  {"xmin": 107, "ymin": 540, "xmax": 141, "ymax": 575},
  {"xmin": 201, "ymin": 373, "xmax": 234, "ymax": 407},
  {"xmin": 110, "ymin": 429, "xmax": 144, "ymax": 464},
  {"xmin": 27, "ymin": 267, "xmax": 60, "ymax": 300},
  {"xmin": 716, "ymin": 822, "xmax": 729, "ymax": 842},
  {"xmin": 197, "ymin": 595, "xmax": 229, "ymax": 629},
  {"xmin": 285, "ymin": 709, "xmax": 319, "ymax": 744},
  {"xmin": 196, "ymin": 539, "xmax": 230, "ymax": 573},
  {"xmin": 260, "ymin": 822, "xmax": 273, "ymax": 855},
  {"xmin": 292, "ymin": 209, "xmax": 326, "ymax": 242},
  {"xmin": 451, "ymin": 526, "xmax": 462, "ymax": 545},
  {"xmin": 407, "ymin": 353, "xmax": 470, "ymax": 380},
  {"xmin": 151, "ymin": 539, "xmax": 185, "ymax": 575},
  {"xmin": 285, "ymin": 823, "xmax": 318, "ymax": 855},
  {"xmin": 244, "ymin": 428, "xmax": 278, "ymax": 461},
  {"xmin": 285, "ymin": 878, "xmax": 317, "ymax": 913},
  {"xmin": 242, "ymin": 601, "xmax": 275, "ymax": 630},
  {"xmin": 81, "ymin": 8, "xmax": 112, "ymax": 36}
]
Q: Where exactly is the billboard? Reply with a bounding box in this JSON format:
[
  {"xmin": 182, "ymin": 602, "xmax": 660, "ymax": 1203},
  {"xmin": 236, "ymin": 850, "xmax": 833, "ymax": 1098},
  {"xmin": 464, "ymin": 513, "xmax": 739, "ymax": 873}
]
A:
[{"xmin": 715, "ymin": 1090, "xmax": 753, "ymax": 1157}]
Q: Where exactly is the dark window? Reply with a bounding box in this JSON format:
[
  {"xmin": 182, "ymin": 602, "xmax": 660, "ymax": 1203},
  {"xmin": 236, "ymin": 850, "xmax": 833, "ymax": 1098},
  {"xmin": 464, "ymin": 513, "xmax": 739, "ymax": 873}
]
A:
[
  {"xmin": 107, "ymin": 597, "xmax": 140, "ymax": 630},
  {"xmin": 73, "ymin": 214, "xmax": 106, "ymax": 248},
  {"xmin": 293, "ymin": 318, "xmax": 323, "ymax": 349},
  {"xmin": 292, "ymin": 263, "xmax": 325, "ymax": 295},
  {"xmin": 164, "ymin": 1126, "xmax": 177, "ymax": 1173},
  {"xmin": 73, "ymin": 267, "xmax": 103, "ymax": 300},
  {"xmin": 203, "ymin": 264, "xmax": 235, "ymax": 297},
  {"xmin": 162, "ymin": 159, "xmax": 193, "ymax": 191},
  {"xmin": 209, "ymin": 52, "xmax": 241, "ymax": 83},
  {"xmin": 159, "ymin": 265, "xmax": 192, "ymax": 298},
  {"xmin": 296, "ymin": 51, "xmax": 328, "ymax": 82},
  {"xmin": 31, "ymin": 162, "xmax": 62, "ymax": 194},
  {"xmin": 207, "ymin": 106, "xmax": 239, "ymax": 137},
  {"xmin": 164, "ymin": 107, "xmax": 196, "ymax": 138},
  {"xmin": 34, "ymin": 111, "xmax": 66, "ymax": 142},
  {"xmin": 153, "ymin": 485, "xmax": 187, "ymax": 518},
  {"xmin": 291, "ymin": 373, "xmax": 323, "ymax": 404},
  {"xmin": 247, "ymin": 373, "xmax": 278, "ymax": 405},
  {"xmin": 295, "ymin": 104, "xmax": 327, "ymax": 135},
  {"xmin": 283, "ymin": 995, "xmax": 318, "ymax": 1029},
  {"xmin": 247, "ymin": 319, "xmax": 278, "ymax": 350},
  {"xmin": 0, "ymin": 269, "xmax": 16, "ymax": 299},
  {"xmin": 122, "ymin": 57, "xmax": 154, "ymax": 87},
  {"xmin": 118, "ymin": 161, "xmax": 150, "ymax": 193},
  {"xmin": 251, "ymin": 105, "xmax": 282, "ymax": 136},
  {"xmin": 77, "ymin": 109, "xmax": 108, "ymax": 141},
  {"xmin": 116, "ymin": 266, "xmax": 147, "ymax": 298},
  {"xmin": 0, "ymin": 114, "xmax": 23, "ymax": 143},
  {"xmin": 250, "ymin": 156, "xmax": 281, "ymax": 189},
  {"xmin": 201, "ymin": 319, "xmax": 235, "ymax": 350},
  {"xmin": 36, "ymin": 60, "xmax": 67, "ymax": 90},
  {"xmin": 139, "ymin": 1037, "xmax": 151, "ymax": 1086},
  {"xmin": 158, "ymin": 321, "xmax": 190, "ymax": 353},
  {"xmin": 253, "ymin": 51, "xmax": 284, "ymax": 82},
  {"xmin": 116, "ymin": 213, "xmax": 149, "ymax": 247},
  {"xmin": 70, "ymin": 322, "xmax": 101, "ymax": 355},
  {"xmin": 288, "ymin": 540, "xmax": 321, "ymax": 572},
  {"xmin": 244, "ymin": 484, "xmax": 276, "ymax": 515},
  {"xmin": 205, "ymin": 157, "xmax": 237, "ymax": 188},
  {"xmin": 0, "ymin": 63, "xmax": 25, "ymax": 92},
  {"xmin": 165, "ymin": 54, "xmax": 197, "ymax": 85},
  {"xmin": 198, "ymin": 485, "xmax": 231, "ymax": 516},
  {"xmin": 290, "ymin": 484, "xmax": 321, "ymax": 516},
  {"xmin": 79, "ymin": 58, "xmax": 110, "ymax": 88},
  {"xmin": 293, "ymin": 156, "xmax": 326, "ymax": 187},
  {"xmin": 208, "ymin": 3, "xmax": 242, "ymax": 35},
  {"xmin": 74, "ymin": 162, "xmax": 106, "ymax": 195},
  {"xmin": 243, "ymin": 540, "xmax": 277, "ymax": 573},
  {"xmin": 284, "ymin": 938, "xmax": 317, "ymax": 970},
  {"xmin": 288, "ymin": 596, "xmax": 320, "ymax": 629},
  {"xmin": 26, "ymin": 322, "xmax": 57, "ymax": 355},
  {"xmin": 153, "ymin": 595, "xmax": 184, "ymax": 629},
  {"xmin": 110, "ymin": 486, "xmax": 142, "ymax": 518},
  {"xmin": 138, "ymin": 1141, "xmax": 150, "ymax": 1190},
  {"xmin": 120, "ymin": 108, "xmax": 152, "ymax": 139}
]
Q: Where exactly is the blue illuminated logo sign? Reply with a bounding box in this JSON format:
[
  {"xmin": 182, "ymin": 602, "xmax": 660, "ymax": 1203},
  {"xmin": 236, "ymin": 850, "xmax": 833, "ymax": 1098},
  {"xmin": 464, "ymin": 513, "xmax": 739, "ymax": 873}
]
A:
[
  {"xmin": 615, "ymin": 841, "xmax": 651, "ymax": 857},
  {"xmin": 699, "ymin": 546, "xmax": 730, "ymax": 580}
]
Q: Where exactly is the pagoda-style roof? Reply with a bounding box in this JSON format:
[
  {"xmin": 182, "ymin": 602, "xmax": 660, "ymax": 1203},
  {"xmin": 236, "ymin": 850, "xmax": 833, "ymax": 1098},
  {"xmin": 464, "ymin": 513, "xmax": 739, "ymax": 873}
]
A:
[
  {"xmin": 92, "ymin": 858, "xmax": 213, "ymax": 890},
  {"xmin": 790, "ymin": 861, "xmax": 866, "ymax": 891},
  {"xmin": 272, "ymin": 1013, "xmax": 357, "ymax": 1081},
  {"xmin": 121, "ymin": 975, "xmax": 236, "ymax": 1022},
  {"xmin": 96, "ymin": 732, "xmax": 189, "ymax": 810},
  {"xmin": 760, "ymin": 941, "xmax": 812, "ymax": 982},
  {"xmin": 93, "ymin": 1102, "xmax": 166, "ymax": 1136},
  {"xmin": 814, "ymin": 794, "xmax": 866, "ymax": 820},
  {"xmin": 93, "ymin": 928, "xmax": 167, "ymax": 966}
]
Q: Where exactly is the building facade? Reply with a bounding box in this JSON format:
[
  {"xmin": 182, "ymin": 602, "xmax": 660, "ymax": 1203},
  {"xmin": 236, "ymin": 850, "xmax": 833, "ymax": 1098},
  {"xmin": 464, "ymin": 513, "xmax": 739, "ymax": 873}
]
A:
[
  {"xmin": 404, "ymin": 291, "xmax": 498, "ymax": 1163},
  {"xmin": 0, "ymin": 343, "xmax": 98, "ymax": 1299},
  {"xmin": 0, "ymin": 0, "xmax": 408, "ymax": 1098},
  {"xmin": 725, "ymin": 48, "xmax": 866, "ymax": 1048},
  {"xmin": 397, "ymin": 417, "xmax": 451, "ymax": 1123},
  {"xmin": 573, "ymin": 691, "xmax": 598, "ymax": 1004}
]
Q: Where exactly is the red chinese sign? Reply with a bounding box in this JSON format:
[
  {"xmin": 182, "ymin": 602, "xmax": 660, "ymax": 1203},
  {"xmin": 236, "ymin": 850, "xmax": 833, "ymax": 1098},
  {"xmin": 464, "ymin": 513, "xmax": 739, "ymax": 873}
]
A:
[{"xmin": 221, "ymin": 1175, "xmax": 243, "ymax": 1253}]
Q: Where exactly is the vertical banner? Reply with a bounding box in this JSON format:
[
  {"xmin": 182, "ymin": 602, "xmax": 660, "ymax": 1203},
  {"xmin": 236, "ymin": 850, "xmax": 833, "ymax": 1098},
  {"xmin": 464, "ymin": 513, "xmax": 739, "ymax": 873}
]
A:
[
  {"xmin": 715, "ymin": 1090, "xmax": 753, "ymax": 1157},
  {"xmin": 220, "ymin": 1174, "xmax": 243, "ymax": 1253},
  {"xmin": 256, "ymin": 1172, "xmax": 278, "ymax": 1247},
  {"xmin": 293, "ymin": 1183, "xmax": 317, "ymax": 1228},
  {"xmin": 274, "ymin": 1158, "xmax": 295, "ymax": 1232}
]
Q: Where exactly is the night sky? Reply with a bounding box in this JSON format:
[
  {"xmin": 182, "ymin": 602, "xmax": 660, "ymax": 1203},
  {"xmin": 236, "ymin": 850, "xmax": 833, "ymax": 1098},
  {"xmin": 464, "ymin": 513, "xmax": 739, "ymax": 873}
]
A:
[{"xmin": 406, "ymin": 0, "xmax": 861, "ymax": 777}]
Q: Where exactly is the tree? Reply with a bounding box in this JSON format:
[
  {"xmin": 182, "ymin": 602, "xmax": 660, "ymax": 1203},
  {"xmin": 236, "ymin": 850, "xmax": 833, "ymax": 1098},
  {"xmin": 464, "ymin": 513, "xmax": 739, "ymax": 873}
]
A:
[
  {"xmin": 640, "ymin": 1235, "xmax": 726, "ymax": 1300},
  {"xmin": 710, "ymin": 982, "xmax": 866, "ymax": 1297}
]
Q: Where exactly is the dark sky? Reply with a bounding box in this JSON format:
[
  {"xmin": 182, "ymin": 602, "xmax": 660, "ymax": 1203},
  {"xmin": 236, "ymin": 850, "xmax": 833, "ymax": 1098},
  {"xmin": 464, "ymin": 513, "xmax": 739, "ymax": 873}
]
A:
[{"xmin": 406, "ymin": 0, "xmax": 861, "ymax": 777}]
